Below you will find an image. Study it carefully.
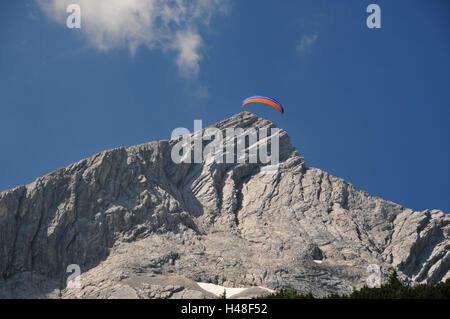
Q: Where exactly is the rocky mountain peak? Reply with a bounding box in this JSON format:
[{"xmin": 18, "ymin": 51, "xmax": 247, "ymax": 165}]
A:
[
  {"xmin": 213, "ymin": 111, "xmax": 276, "ymax": 129},
  {"xmin": 0, "ymin": 112, "xmax": 448, "ymax": 299}
]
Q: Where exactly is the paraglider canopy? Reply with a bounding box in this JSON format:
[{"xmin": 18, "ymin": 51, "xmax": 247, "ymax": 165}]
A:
[{"xmin": 242, "ymin": 95, "xmax": 284, "ymax": 114}]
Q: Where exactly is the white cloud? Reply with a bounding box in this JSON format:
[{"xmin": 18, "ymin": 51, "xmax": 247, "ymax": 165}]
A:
[
  {"xmin": 296, "ymin": 33, "xmax": 318, "ymax": 53},
  {"xmin": 37, "ymin": 0, "xmax": 227, "ymax": 76},
  {"xmin": 173, "ymin": 31, "xmax": 202, "ymax": 77}
]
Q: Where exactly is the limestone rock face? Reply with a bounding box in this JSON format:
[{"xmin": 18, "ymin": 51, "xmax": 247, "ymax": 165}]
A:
[{"xmin": 0, "ymin": 112, "xmax": 449, "ymax": 298}]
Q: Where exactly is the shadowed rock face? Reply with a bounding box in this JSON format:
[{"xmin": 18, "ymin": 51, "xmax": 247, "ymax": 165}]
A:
[{"xmin": 0, "ymin": 112, "xmax": 449, "ymax": 298}]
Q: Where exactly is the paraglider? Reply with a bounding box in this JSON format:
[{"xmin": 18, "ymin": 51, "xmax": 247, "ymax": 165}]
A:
[{"xmin": 242, "ymin": 95, "xmax": 284, "ymax": 114}]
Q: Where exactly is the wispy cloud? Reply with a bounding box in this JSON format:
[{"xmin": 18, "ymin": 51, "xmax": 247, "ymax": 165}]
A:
[
  {"xmin": 172, "ymin": 30, "xmax": 203, "ymax": 77},
  {"xmin": 37, "ymin": 0, "xmax": 228, "ymax": 77},
  {"xmin": 296, "ymin": 33, "xmax": 318, "ymax": 54}
]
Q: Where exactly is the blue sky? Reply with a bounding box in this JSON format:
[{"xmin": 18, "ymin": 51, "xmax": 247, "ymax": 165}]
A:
[{"xmin": 0, "ymin": 0, "xmax": 449, "ymax": 213}]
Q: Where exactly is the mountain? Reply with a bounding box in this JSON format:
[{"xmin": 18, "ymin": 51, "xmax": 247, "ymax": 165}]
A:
[{"xmin": 0, "ymin": 112, "xmax": 449, "ymax": 298}]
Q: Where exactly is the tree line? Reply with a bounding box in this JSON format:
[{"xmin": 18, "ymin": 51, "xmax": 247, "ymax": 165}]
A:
[{"xmin": 257, "ymin": 270, "xmax": 450, "ymax": 299}]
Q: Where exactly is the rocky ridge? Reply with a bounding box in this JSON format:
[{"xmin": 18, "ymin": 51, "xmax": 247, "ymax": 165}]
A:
[{"xmin": 0, "ymin": 112, "xmax": 449, "ymax": 298}]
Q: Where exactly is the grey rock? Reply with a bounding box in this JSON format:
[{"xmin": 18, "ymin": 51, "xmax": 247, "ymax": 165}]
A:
[{"xmin": 0, "ymin": 111, "xmax": 448, "ymax": 298}]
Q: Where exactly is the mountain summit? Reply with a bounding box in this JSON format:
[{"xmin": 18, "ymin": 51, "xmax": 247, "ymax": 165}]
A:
[{"xmin": 0, "ymin": 112, "xmax": 449, "ymax": 298}]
